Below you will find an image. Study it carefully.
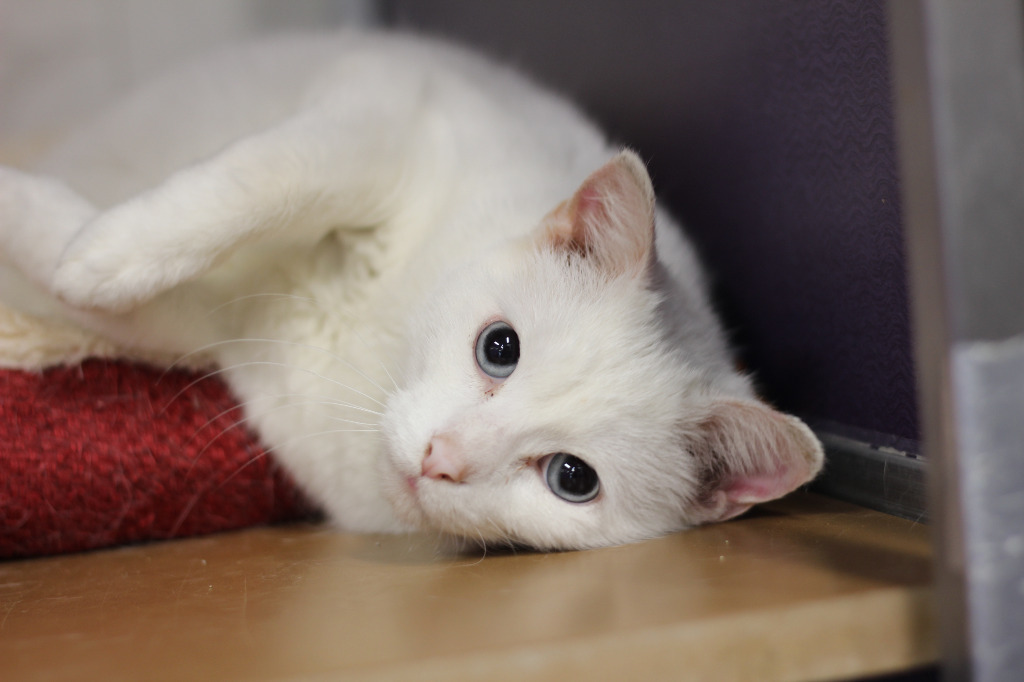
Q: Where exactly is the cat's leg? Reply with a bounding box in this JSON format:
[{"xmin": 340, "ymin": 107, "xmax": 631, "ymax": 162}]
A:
[
  {"xmin": 0, "ymin": 162, "xmax": 280, "ymax": 359},
  {"xmin": 51, "ymin": 80, "xmax": 436, "ymax": 314}
]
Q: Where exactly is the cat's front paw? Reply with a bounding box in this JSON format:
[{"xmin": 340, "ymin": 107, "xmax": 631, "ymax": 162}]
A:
[
  {"xmin": 51, "ymin": 207, "xmax": 213, "ymax": 313},
  {"xmin": 53, "ymin": 244, "xmax": 162, "ymax": 313}
]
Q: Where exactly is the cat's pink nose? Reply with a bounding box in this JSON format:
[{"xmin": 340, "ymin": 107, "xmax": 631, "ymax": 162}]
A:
[{"xmin": 421, "ymin": 434, "xmax": 468, "ymax": 483}]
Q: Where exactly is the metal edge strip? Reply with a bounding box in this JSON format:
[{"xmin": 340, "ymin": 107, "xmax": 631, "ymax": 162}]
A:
[{"xmin": 810, "ymin": 431, "xmax": 929, "ymax": 524}]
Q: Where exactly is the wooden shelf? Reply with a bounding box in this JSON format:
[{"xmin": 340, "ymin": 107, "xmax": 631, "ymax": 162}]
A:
[{"xmin": 0, "ymin": 492, "xmax": 934, "ymax": 681}]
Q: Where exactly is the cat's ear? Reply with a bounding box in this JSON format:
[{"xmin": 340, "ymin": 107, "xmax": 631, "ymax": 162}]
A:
[
  {"xmin": 690, "ymin": 399, "xmax": 824, "ymax": 524},
  {"xmin": 540, "ymin": 149, "xmax": 656, "ymax": 277}
]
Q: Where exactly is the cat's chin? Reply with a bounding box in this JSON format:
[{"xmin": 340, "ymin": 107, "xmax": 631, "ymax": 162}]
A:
[
  {"xmin": 380, "ymin": 472, "xmax": 537, "ymax": 551},
  {"xmin": 379, "ymin": 467, "xmax": 433, "ymax": 529}
]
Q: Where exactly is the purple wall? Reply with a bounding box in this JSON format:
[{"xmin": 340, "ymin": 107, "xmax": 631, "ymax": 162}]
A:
[{"xmin": 389, "ymin": 1, "xmax": 918, "ymax": 447}]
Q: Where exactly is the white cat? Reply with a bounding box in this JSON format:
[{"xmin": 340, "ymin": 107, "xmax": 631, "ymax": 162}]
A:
[{"xmin": 0, "ymin": 31, "xmax": 823, "ymax": 550}]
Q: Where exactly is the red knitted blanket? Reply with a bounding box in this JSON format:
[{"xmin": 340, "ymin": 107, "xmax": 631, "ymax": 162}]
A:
[{"xmin": 0, "ymin": 359, "xmax": 315, "ymax": 559}]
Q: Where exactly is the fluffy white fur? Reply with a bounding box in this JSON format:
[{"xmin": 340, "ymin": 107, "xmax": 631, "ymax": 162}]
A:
[{"xmin": 0, "ymin": 31, "xmax": 823, "ymax": 550}]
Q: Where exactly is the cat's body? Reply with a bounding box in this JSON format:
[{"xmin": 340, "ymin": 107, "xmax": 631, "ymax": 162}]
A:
[{"xmin": 0, "ymin": 31, "xmax": 823, "ymax": 550}]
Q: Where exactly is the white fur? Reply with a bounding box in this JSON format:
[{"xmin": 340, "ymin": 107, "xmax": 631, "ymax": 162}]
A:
[{"xmin": 0, "ymin": 30, "xmax": 823, "ymax": 550}]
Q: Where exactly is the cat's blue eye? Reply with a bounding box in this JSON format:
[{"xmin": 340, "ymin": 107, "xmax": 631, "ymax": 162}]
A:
[
  {"xmin": 545, "ymin": 453, "xmax": 600, "ymax": 503},
  {"xmin": 475, "ymin": 321, "xmax": 519, "ymax": 379}
]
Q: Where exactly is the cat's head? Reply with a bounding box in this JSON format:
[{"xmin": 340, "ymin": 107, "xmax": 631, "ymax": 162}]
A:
[{"xmin": 381, "ymin": 150, "xmax": 823, "ymax": 550}]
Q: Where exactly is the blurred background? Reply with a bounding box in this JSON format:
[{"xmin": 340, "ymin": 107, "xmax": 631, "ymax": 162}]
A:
[{"xmin": 0, "ymin": 0, "xmax": 379, "ymax": 151}]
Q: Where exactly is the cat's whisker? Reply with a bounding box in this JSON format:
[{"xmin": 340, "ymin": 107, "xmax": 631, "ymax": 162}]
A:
[
  {"xmin": 189, "ymin": 397, "xmax": 379, "ymax": 449},
  {"xmin": 324, "ymin": 414, "xmax": 381, "ymax": 427},
  {"xmin": 191, "ymin": 425, "xmax": 387, "ymax": 505},
  {"xmin": 233, "ymin": 427, "xmax": 383, "ymax": 474},
  {"xmin": 233, "ymin": 390, "xmax": 383, "ymax": 417},
  {"xmin": 345, "ymin": 320, "xmax": 405, "ymax": 392},
  {"xmin": 160, "ymin": 360, "xmax": 387, "ymax": 414},
  {"xmin": 203, "ymin": 292, "xmax": 405, "ymax": 392},
  {"xmin": 168, "ymin": 489, "xmax": 205, "ymax": 538},
  {"xmin": 462, "ymin": 531, "xmax": 488, "ymax": 565},
  {"xmin": 167, "ymin": 405, "xmax": 387, "ymax": 540},
  {"xmin": 171, "ymin": 337, "xmax": 392, "ymax": 401},
  {"xmin": 183, "ymin": 395, "xmax": 382, "ymax": 475},
  {"xmin": 205, "ymin": 291, "xmax": 312, "ymax": 316},
  {"xmin": 171, "ymin": 394, "xmax": 385, "ymax": 534},
  {"xmin": 157, "ymin": 365, "xmax": 235, "ymax": 414},
  {"xmin": 376, "ymin": 355, "xmax": 401, "ymax": 393},
  {"xmin": 185, "ymin": 390, "xmax": 367, "ymax": 438},
  {"xmin": 187, "ymin": 449, "xmax": 275, "ymax": 507},
  {"xmin": 185, "ymin": 402, "xmax": 246, "ymax": 447}
]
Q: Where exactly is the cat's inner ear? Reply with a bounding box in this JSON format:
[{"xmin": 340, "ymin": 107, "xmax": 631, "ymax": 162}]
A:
[
  {"xmin": 691, "ymin": 399, "xmax": 825, "ymax": 524},
  {"xmin": 540, "ymin": 149, "xmax": 656, "ymax": 277}
]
